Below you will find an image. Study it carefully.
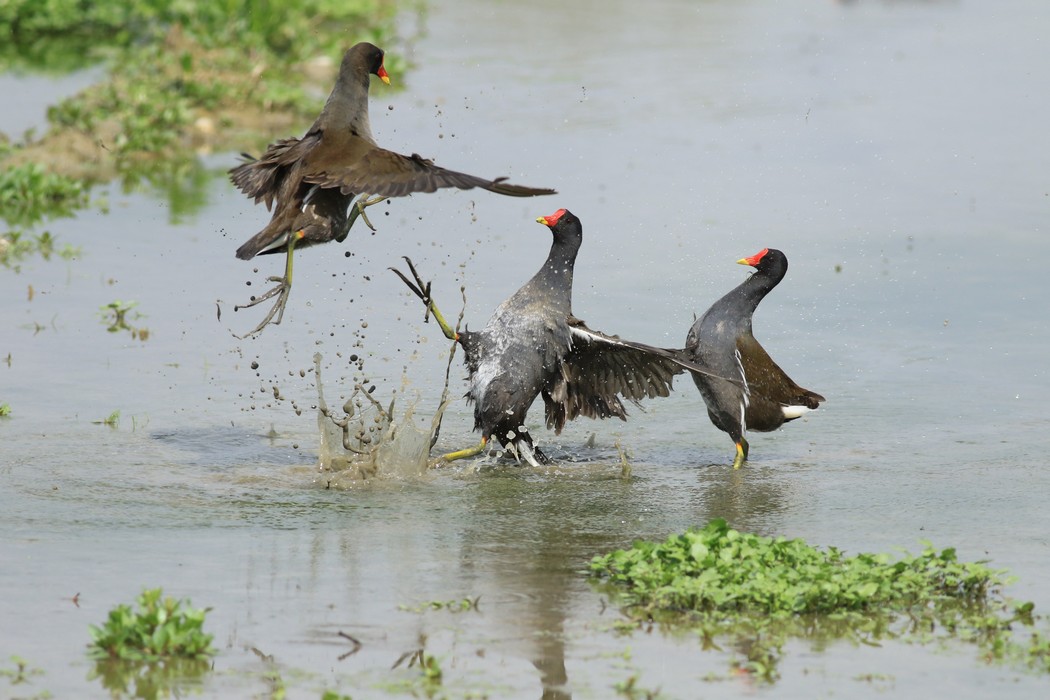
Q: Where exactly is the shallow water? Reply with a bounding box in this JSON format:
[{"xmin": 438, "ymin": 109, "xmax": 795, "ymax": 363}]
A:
[{"xmin": 3, "ymin": 0, "xmax": 1050, "ymax": 697}]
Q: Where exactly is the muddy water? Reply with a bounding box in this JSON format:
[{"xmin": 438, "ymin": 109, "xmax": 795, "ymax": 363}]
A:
[{"xmin": 3, "ymin": 0, "xmax": 1050, "ymax": 697}]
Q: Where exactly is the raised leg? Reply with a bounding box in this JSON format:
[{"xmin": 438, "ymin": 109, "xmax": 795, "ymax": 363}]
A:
[
  {"xmin": 346, "ymin": 194, "xmax": 387, "ymax": 232},
  {"xmin": 234, "ymin": 230, "xmax": 304, "ymax": 337},
  {"xmin": 389, "ymin": 257, "xmax": 458, "ymax": 341},
  {"xmin": 235, "ymin": 195, "xmax": 387, "ymax": 337}
]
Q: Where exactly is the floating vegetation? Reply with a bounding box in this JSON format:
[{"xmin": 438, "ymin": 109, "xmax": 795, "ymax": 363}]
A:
[
  {"xmin": 88, "ymin": 588, "xmax": 215, "ymax": 662},
  {"xmin": 590, "ymin": 519, "xmax": 1050, "ymax": 681},
  {"xmin": 91, "ymin": 410, "xmax": 120, "ymax": 427},
  {"xmin": 390, "ymin": 648, "xmax": 444, "ymax": 693},
  {"xmin": 87, "ymin": 588, "xmax": 214, "ymax": 696},
  {"xmin": 0, "ymin": 655, "xmax": 46, "ymax": 692},
  {"xmin": 399, "ymin": 596, "xmax": 482, "ymax": 614},
  {"xmin": 0, "ymin": 229, "xmax": 79, "ymax": 271},
  {"xmin": 614, "ymin": 674, "xmax": 664, "ymax": 700},
  {"xmin": 0, "ymin": 402, "xmax": 10, "ymax": 417},
  {"xmin": 98, "ymin": 299, "xmax": 150, "ymax": 339},
  {"xmin": 0, "ymin": 162, "xmax": 87, "ymax": 227}
]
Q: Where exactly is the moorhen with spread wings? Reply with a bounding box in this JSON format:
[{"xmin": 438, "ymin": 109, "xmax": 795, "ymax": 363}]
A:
[
  {"xmin": 394, "ymin": 209, "xmax": 730, "ymax": 466},
  {"xmin": 230, "ymin": 42, "xmax": 555, "ymax": 336}
]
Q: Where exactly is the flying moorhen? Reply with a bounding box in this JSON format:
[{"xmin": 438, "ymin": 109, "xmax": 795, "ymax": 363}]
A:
[
  {"xmin": 684, "ymin": 248, "xmax": 825, "ymax": 469},
  {"xmin": 393, "ymin": 209, "xmax": 731, "ymax": 467},
  {"xmin": 230, "ymin": 42, "xmax": 555, "ymax": 336}
]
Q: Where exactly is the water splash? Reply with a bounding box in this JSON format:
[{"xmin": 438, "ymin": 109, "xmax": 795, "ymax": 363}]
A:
[{"xmin": 313, "ymin": 352, "xmax": 443, "ymax": 486}]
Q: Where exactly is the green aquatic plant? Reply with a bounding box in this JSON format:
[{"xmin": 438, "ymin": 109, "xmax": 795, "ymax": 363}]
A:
[
  {"xmin": 591, "ymin": 519, "xmax": 1050, "ymax": 681},
  {"xmin": 391, "ymin": 649, "xmax": 443, "ymax": 693},
  {"xmin": 0, "ymin": 654, "xmax": 45, "ymax": 684},
  {"xmin": 98, "ymin": 300, "xmax": 138, "ymax": 330},
  {"xmin": 88, "ymin": 587, "xmax": 215, "ymax": 661},
  {"xmin": 98, "ymin": 300, "xmax": 150, "ymax": 339},
  {"xmin": 0, "ymin": 230, "xmax": 80, "ymax": 270},
  {"xmin": 0, "ymin": 402, "xmax": 10, "ymax": 417},
  {"xmin": 321, "ymin": 691, "xmax": 354, "ymax": 700},
  {"xmin": 398, "ymin": 597, "xmax": 481, "ymax": 614},
  {"xmin": 614, "ymin": 673, "xmax": 664, "ymax": 700},
  {"xmin": 592, "ymin": 519, "xmax": 1004, "ymax": 615},
  {"xmin": 0, "ymin": 0, "xmax": 403, "ymax": 74},
  {"xmin": 89, "ymin": 655, "xmax": 210, "ymax": 700},
  {"xmin": 92, "ymin": 410, "xmax": 120, "ymax": 426},
  {"xmin": 0, "ymin": 655, "xmax": 50, "ymax": 700},
  {"xmin": 0, "ymin": 163, "xmax": 87, "ymax": 227}
]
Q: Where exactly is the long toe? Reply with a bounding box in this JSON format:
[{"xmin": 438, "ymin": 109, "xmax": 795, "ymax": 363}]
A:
[{"xmin": 234, "ymin": 278, "xmax": 291, "ymax": 337}]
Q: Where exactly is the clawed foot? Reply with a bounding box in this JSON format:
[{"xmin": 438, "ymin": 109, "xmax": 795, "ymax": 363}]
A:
[
  {"xmin": 234, "ymin": 230, "xmax": 304, "ymax": 338},
  {"xmin": 389, "ymin": 256, "xmax": 433, "ymax": 319},
  {"xmin": 348, "ymin": 194, "xmax": 387, "ymax": 232},
  {"xmin": 234, "ymin": 275, "xmax": 291, "ymax": 338},
  {"xmin": 389, "ymin": 256, "xmax": 457, "ymax": 340},
  {"xmin": 232, "ymin": 196, "xmax": 384, "ymax": 338}
]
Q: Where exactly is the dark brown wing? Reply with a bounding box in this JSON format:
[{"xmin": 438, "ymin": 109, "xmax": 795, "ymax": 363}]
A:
[
  {"xmin": 542, "ymin": 317, "xmax": 726, "ymax": 434},
  {"xmin": 738, "ymin": 334, "xmax": 825, "ymax": 410},
  {"xmin": 303, "ymin": 144, "xmax": 556, "ymax": 198},
  {"xmin": 229, "ymin": 135, "xmax": 320, "ymax": 208}
]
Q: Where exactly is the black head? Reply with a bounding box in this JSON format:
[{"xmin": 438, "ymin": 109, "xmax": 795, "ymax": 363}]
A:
[
  {"xmin": 345, "ymin": 42, "xmax": 390, "ymax": 84},
  {"xmin": 737, "ymin": 247, "xmax": 787, "ymax": 274},
  {"xmin": 536, "ymin": 208, "xmax": 583, "ymax": 247}
]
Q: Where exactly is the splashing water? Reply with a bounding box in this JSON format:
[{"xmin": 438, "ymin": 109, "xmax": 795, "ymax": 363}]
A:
[{"xmin": 313, "ymin": 352, "xmax": 439, "ymax": 485}]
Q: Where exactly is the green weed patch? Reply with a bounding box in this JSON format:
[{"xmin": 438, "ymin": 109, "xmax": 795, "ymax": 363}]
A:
[
  {"xmin": 591, "ymin": 519, "xmax": 1050, "ymax": 681},
  {"xmin": 88, "ymin": 587, "xmax": 215, "ymax": 662}
]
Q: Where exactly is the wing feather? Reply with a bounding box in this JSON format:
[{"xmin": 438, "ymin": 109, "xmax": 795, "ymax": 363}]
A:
[
  {"xmin": 303, "ymin": 148, "xmax": 556, "ymax": 198},
  {"xmin": 229, "ymin": 135, "xmax": 319, "ymax": 208},
  {"xmin": 541, "ymin": 318, "xmax": 732, "ymax": 434}
]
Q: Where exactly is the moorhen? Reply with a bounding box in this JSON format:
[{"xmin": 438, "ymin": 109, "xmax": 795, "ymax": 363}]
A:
[
  {"xmin": 393, "ymin": 209, "xmax": 730, "ymax": 466},
  {"xmin": 230, "ymin": 42, "xmax": 555, "ymax": 336},
  {"xmin": 684, "ymin": 248, "xmax": 825, "ymax": 468}
]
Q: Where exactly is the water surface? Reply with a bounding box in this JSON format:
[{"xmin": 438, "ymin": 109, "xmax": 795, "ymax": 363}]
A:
[{"xmin": 2, "ymin": 0, "xmax": 1049, "ymax": 697}]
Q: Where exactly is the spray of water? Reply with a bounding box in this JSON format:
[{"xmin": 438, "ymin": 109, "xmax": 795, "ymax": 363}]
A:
[{"xmin": 313, "ymin": 352, "xmax": 436, "ymax": 483}]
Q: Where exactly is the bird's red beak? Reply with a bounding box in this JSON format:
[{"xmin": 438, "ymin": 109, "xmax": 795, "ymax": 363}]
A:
[
  {"xmin": 737, "ymin": 248, "xmax": 769, "ymax": 267},
  {"xmin": 536, "ymin": 209, "xmax": 567, "ymax": 227},
  {"xmin": 377, "ymin": 64, "xmax": 391, "ymax": 85}
]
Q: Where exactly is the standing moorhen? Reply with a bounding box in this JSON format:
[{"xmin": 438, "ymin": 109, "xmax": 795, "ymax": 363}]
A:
[
  {"xmin": 230, "ymin": 42, "xmax": 555, "ymax": 336},
  {"xmin": 393, "ymin": 209, "xmax": 730, "ymax": 466},
  {"xmin": 684, "ymin": 248, "xmax": 825, "ymax": 469}
]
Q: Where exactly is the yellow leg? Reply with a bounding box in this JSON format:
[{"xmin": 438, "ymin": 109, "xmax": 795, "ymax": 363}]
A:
[
  {"xmin": 427, "ymin": 299, "xmax": 457, "ymax": 341},
  {"xmin": 731, "ymin": 437, "xmax": 749, "ymax": 469},
  {"xmin": 438, "ymin": 436, "xmax": 488, "ymax": 464},
  {"xmin": 237, "ymin": 194, "xmax": 386, "ymax": 337},
  {"xmin": 389, "ymin": 257, "xmax": 459, "ymax": 341},
  {"xmin": 234, "ymin": 230, "xmax": 304, "ymax": 337}
]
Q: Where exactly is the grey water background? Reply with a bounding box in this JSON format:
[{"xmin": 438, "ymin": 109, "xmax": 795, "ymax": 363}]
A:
[{"xmin": 2, "ymin": 0, "xmax": 1049, "ymax": 697}]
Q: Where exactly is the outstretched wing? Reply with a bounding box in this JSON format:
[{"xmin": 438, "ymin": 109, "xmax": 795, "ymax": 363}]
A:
[
  {"xmin": 542, "ymin": 317, "xmax": 727, "ymax": 434},
  {"xmin": 303, "ymin": 144, "xmax": 555, "ymax": 198}
]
